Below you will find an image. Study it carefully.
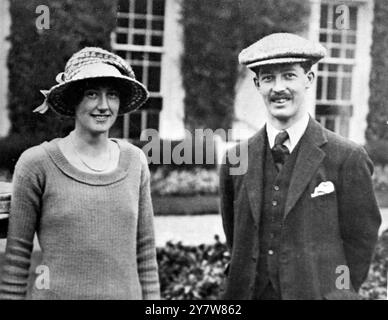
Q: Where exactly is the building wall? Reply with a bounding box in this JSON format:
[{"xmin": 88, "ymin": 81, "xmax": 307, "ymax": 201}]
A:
[
  {"xmin": 0, "ymin": 0, "xmax": 11, "ymax": 137},
  {"xmin": 159, "ymin": 0, "xmax": 185, "ymax": 140},
  {"xmin": 348, "ymin": 0, "xmax": 374, "ymax": 145}
]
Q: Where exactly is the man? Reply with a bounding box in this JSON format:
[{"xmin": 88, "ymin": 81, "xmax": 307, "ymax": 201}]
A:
[{"xmin": 219, "ymin": 33, "xmax": 381, "ymax": 300}]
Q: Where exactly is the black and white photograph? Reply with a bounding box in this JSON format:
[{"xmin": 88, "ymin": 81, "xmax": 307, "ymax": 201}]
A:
[{"xmin": 0, "ymin": 0, "xmax": 387, "ymax": 306}]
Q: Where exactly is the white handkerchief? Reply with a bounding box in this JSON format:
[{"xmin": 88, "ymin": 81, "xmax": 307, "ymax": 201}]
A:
[
  {"xmin": 0, "ymin": 213, "xmax": 9, "ymax": 220},
  {"xmin": 311, "ymin": 181, "xmax": 335, "ymax": 198}
]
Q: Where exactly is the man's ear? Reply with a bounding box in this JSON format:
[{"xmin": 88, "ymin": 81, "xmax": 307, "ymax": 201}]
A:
[
  {"xmin": 253, "ymin": 77, "xmax": 260, "ymax": 89},
  {"xmin": 305, "ymin": 70, "xmax": 315, "ymax": 88}
]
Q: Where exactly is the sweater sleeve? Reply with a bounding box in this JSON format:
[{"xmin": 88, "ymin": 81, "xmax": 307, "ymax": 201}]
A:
[
  {"xmin": 0, "ymin": 148, "xmax": 43, "ymax": 300},
  {"xmin": 136, "ymin": 151, "xmax": 160, "ymax": 299}
]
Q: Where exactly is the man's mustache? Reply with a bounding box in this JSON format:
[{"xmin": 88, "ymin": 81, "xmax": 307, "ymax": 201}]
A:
[{"xmin": 270, "ymin": 93, "xmax": 292, "ymax": 101}]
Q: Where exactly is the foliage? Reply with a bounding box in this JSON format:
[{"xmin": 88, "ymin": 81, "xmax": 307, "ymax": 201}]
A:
[
  {"xmin": 7, "ymin": 0, "xmax": 117, "ymax": 141},
  {"xmin": 180, "ymin": 0, "xmax": 310, "ymax": 134},
  {"xmin": 360, "ymin": 229, "xmax": 388, "ymax": 300},
  {"xmin": 134, "ymin": 137, "xmax": 218, "ymax": 172},
  {"xmin": 365, "ymin": 140, "xmax": 388, "ymax": 168},
  {"xmin": 157, "ymin": 236, "xmax": 229, "ymax": 300},
  {"xmin": 372, "ymin": 165, "xmax": 388, "ymax": 192},
  {"xmin": 366, "ymin": 0, "xmax": 388, "ymax": 141},
  {"xmin": 151, "ymin": 168, "xmax": 219, "ymax": 196},
  {"xmin": 0, "ymin": 133, "xmax": 43, "ymax": 173}
]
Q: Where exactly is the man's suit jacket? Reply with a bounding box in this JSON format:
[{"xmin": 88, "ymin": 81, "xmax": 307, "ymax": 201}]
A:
[{"xmin": 219, "ymin": 117, "xmax": 381, "ymax": 300}]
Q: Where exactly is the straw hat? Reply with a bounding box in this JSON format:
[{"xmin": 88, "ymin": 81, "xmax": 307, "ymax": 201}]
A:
[
  {"xmin": 34, "ymin": 47, "xmax": 149, "ymax": 117},
  {"xmin": 239, "ymin": 33, "xmax": 326, "ymax": 69}
]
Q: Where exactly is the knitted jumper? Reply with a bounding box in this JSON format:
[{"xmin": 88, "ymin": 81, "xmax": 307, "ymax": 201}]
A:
[{"xmin": 0, "ymin": 139, "xmax": 160, "ymax": 300}]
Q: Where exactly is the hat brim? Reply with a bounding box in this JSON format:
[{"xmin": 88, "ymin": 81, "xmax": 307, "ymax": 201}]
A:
[
  {"xmin": 246, "ymin": 57, "xmax": 314, "ymax": 69},
  {"xmin": 47, "ymin": 75, "xmax": 149, "ymax": 117}
]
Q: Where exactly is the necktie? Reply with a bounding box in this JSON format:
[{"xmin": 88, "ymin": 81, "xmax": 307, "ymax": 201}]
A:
[{"xmin": 272, "ymin": 131, "xmax": 290, "ymax": 172}]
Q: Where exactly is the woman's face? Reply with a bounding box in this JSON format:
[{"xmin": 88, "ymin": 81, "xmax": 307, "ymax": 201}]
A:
[{"xmin": 74, "ymin": 84, "xmax": 120, "ymax": 135}]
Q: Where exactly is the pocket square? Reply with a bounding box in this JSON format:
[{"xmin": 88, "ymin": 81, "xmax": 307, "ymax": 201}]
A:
[{"xmin": 311, "ymin": 181, "xmax": 335, "ymax": 198}]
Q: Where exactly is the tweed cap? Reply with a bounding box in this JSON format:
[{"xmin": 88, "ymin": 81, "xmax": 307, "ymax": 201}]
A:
[
  {"xmin": 239, "ymin": 33, "xmax": 326, "ymax": 69},
  {"xmin": 35, "ymin": 47, "xmax": 149, "ymax": 117}
]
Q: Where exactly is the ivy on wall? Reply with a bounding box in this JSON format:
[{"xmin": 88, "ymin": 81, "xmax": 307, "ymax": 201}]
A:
[
  {"xmin": 7, "ymin": 0, "xmax": 117, "ymax": 140},
  {"xmin": 180, "ymin": 0, "xmax": 310, "ymax": 134},
  {"xmin": 366, "ymin": 0, "xmax": 388, "ymax": 141}
]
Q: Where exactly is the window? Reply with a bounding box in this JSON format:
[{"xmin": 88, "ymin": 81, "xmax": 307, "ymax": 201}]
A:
[
  {"xmin": 315, "ymin": 2, "xmax": 358, "ymax": 137},
  {"xmin": 111, "ymin": 0, "xmax": 165, "ymax": 139}
]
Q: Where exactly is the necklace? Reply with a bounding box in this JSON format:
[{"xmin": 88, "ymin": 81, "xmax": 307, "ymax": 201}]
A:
[{"xmin": 70, "ymin": 135, "xmax": 112, "ymax": 173}]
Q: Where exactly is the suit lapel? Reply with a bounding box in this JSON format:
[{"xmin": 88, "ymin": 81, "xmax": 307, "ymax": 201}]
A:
[
  {"xmin": 284, "ymin": 117, "xmax": 328, "ymax": 219},
  {"xmin": 245, "ymin": 128, "xmax": 266, "ymax": 225}
]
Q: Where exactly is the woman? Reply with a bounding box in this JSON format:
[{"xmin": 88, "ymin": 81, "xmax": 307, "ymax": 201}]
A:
[{"xmin": 0, "ymin": 47, "xmax": 160, "ymax": 299}]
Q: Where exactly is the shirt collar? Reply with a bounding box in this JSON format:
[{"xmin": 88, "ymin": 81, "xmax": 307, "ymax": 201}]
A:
[{"xmin": 266, "ymin": 113, "xmax": 310, "ymax": 152}]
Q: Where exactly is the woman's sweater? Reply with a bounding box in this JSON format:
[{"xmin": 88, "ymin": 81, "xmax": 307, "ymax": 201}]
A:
[{"xmin": 0, "ymin": 139, "xmax": 160, "ymax": 299}]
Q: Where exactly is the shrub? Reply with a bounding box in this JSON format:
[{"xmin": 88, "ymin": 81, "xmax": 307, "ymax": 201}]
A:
[
  {"xmin": 151, "ymin": 168, "xmax": 219, "ymax": 196},
  {"xmin": 157, "ymin": 236, "xmax": 229, "ymax": 300},
  {"xmin": 134, "ymin": 136, "xmax": 218, "ymax": 172},
  {"xmin": 372, "ymin": 165, "xmax": 388, "ymax": 192},
  {"xmin": 360, "ymin": 229, "xmax": 388, "ymax": 300},
  {"xmin": 365, "ymin": 140, "xmax": 388, "ymax": 168},
  {"xmin": 0, "ymin": 133, "xmax": 43, "ymax": 173},
  {"xmin": 366, "ymin": 0, "xmax": 388, "ymax": 141}
]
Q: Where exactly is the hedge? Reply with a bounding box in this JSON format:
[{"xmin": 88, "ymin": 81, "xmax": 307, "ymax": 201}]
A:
[{"xmin": 366, "ymin": 0, "xmax": 388, "ymax": 141}]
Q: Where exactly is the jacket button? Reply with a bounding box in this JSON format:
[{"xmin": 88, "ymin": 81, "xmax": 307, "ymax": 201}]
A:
[
  {"xmin": 274, "ymin": 185, "xmax": 280, "ymax": 191},
  {"xmin": 268, "ymin": 250, "xmax": 274, "ymax": 255},
  {"xmin": 272, "ymin": 200, "xmax": 278, "ymax": 206}
]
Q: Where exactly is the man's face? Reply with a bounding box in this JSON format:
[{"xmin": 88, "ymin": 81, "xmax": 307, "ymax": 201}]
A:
[{"xmin": 254, "ymin": 63, "xmax": 314, "ymax": 125}]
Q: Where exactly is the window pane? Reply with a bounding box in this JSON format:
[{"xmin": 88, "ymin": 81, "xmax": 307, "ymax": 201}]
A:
[
  {"xmin": 327, "ymin": 77, "xmax": 337, "ymax": 100},
  {"xmin": 346, "ymin": 34, "xmax": 356, "ymax": 44},
  {"xmin": 319, "ymin": 33, "xmax": 327, "ymax": 43},
  {"xmin": 349, "ymin": 6, "xmax": 358, "ymax": 30},
  {"xmin": 135, "ymin": 0, "xmax": 147, "ymax": 14},
  {"xmin": 118, "ymin": 0, "xmax": 129, "ymax": 12},
  {"xmin": 332, "ymin": 33, "xmax": 341, "ymax": 43},
  {"xmin": 116, "ymin": 50, "xmax": 127, "ymax": 60},
  {"xmin": 328, "ymin": 64, "xmax": 338, "ymax": 72},
  {"xmin": 147, "ymin": 111, "xmax": 160, "ymax": 130},
  {"xmin": 316, "ymin": 77, "xmax": 323, "ymax": 100},
  {"xmin": 325, "ymin": 118, "xmax": 336, "ymax": 132},
  {"xmin": 151, "ymin": 35, "xmax": 163, "ymax": 46},
  {"xmin": 116, "ymin": 33, "xmax": 128, "ymax": 44},
  {"xmin": 145, "ymin": 97, "xmax": 163, "ymax": 110},
  {"xmin": 129, "ymin": 112, "xmax": 142, "ymax": 139},
  {"xmin": 342, "ymin": 77, "xmax": 352, "ymax": 100},
  {"xmin": 133, "ymin": 34, "xmax": 146, "ymax": 45},
  {"xmin": 320, "ymin": 4, "xmax": 328, "ymax": 28},
  {"xmin": 148, "ymin": 66, "xmax": 161, "ymax": 92},
  {"xmin": 117, "ymin": 18, "xmax": 129, "ymax": 28},
  {"xmin": 343, "ymin": 65, "xmax": 352, "ymax": 73},
  {"xmin": 346, "ymin": 49, "xmax": 354, "ymax": 59},
  {"xmin": 134, "ymin": 19, "xmax": 147, "ymax": 29},
  {"xmin": 331, "ymin": 48, "xmax": 340, "ymax": 58},
  {"xmin": 152, "ymin": 0, "xmax": 165, "ymax": 16},
  {"xmin": 132, "ymin": 66, "xmax": 143, "ymax": 82},
  {"xmin": 152, "ymin": 20, "xmax": 164, "ymax": 31},
  {"xmin": 110, "ymin": 115, "xmax": 124, "ymax": 138},
  {"xmin": 131, "ymin": 51, "xmax": 144, "ymax": 61},
  {"xmin": 149, "ymin": 52, "xmax": 162, "ymax": 62}
]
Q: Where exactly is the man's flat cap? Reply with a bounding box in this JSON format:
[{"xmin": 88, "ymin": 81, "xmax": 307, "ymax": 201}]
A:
[{"xmin": 239, "ymin": 33, "xmax": 326, "ymax": 69}]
